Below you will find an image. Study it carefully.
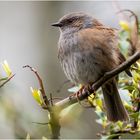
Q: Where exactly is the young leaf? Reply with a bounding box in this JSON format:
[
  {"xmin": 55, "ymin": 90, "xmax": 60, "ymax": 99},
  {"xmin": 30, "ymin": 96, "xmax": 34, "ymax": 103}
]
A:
[
  {"xmin": 30, "ymin": 87, "xmax": 43, "ymax": 105},
  {"xmin": 1, "ymin": 60, "xmax": 12, "ymax": 76},
  {"xmin": 119, "ymin": 21, "xmax": 130, "ymax": 31},
  {"xmin": 130, "ymin": 112, "xmax": 140, "ymax": 120}
]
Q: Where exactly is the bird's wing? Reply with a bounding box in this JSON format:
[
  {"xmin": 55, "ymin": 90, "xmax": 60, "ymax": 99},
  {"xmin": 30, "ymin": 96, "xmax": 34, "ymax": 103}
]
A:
[
  {"xmin": 77, "ymin": 27, "xmax": 121, "ymax": 71},
  {"xmin": 77, "ymin": 27, "xmax": 132, "ymax": 76}
]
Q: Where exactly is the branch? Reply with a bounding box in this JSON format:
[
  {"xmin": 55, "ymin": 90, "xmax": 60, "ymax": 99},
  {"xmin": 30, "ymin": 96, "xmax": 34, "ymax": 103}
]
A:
[
  {"xmin": 23, "ymin": 10, "xmax": 140, "ymax": 139},
  {"xmin": 117, "ymin": 9, "xmax": 139, "ymax": 55},
  {"xmin": 23, "ymin": 65, "xmax": 50, "ymax": 107},
  {"xmin": 0, "ymin": 74, "xmax": 15, "ymax": 88},
  {"xmin": 55, "ymin": 51, "xmax": 140, "ymax": 110},
  {"xmin": 23, "ymin": 65, "xmax": 61, "ymax": 138},
  {"xmin": 23, "ymin": 44, "xmax": 140, "ymax": 139}
]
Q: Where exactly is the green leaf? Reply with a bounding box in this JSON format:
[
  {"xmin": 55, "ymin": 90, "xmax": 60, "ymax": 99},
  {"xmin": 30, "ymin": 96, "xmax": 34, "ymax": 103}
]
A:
[
  {"xmin": 119, "ymin": 21, "xmax": 130, "ymax": 31},
  {"xmin": 130, "ymin": 112, "xmax": 140, "ymax": 120},
  {"xmin": 96, "ymin": 98, "xmax": 103, "ymax": 108},
  {"xmin": 123, "ymin": 101, "xmax": 132, "ymax": 111},
  {"xmin": 30, "ymin": 87, "xmax": 43, "ymax": 105},
  {"xmin": 95, "ymin": 110, "xmax": 105, "ymax": 119},
  {"xmin": 123, "ymin": 85, "xmax": 135, "ymax": 91},
  {"xmin": 0, "ymin": 77, "xmax": 8, "ymax": 81},
  {"xmin": 106, "ymin": 133, "xmax": 121, "ymax": 139},
  {"xmin": 101, "ymin": 134, "xmax": 121, "ymax": 140},
  {"xmin": 1, "ymin": 60, "xmax": 12, "ymax": 77},
  {"xmin": 88, "ymin": 94, "xmax": 95, "ymax": 104},
  {"xmin": 117, "ymin": 121, "xmax": 123, "ymax": 129}
]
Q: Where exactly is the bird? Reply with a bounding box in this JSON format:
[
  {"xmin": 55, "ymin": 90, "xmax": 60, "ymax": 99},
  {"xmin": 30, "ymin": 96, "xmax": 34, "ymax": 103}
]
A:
[{"xmin": 52, "ymin": 12, "xmax": 129, "ymax": 122}]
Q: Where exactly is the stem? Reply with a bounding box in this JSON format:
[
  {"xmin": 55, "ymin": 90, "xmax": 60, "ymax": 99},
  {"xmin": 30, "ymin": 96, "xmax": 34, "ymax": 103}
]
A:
[
  {"xmin": 23, "ymin": 65, "xmax": 50, "ymax": 107},
  {"xmin": 49, "ymin": 107, "xmax": 61, "ymax": 139},
  {"xmin": 23, "ymin": 51, "xmax": 140, "ymax": 138},
  {"xmin": 0, "ymin": 74, "xmax": 15, "ymax": 88}
]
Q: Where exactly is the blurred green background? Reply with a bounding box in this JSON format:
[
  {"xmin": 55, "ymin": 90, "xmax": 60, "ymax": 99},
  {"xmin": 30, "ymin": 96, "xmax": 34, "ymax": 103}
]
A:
[{"xmin": 0, "ymin": 1, "xmax": 140, "ymax": 139}]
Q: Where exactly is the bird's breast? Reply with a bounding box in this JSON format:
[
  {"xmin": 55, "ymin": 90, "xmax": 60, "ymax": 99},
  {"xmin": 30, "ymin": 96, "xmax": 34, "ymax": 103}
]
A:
[{"xmin": 58, "ymin": 33, "xmax": 103, "ymax": 84}]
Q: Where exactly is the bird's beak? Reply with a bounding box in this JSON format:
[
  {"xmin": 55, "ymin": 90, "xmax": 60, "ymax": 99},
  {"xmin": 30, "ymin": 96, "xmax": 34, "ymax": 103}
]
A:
[{"xmin": 51, "ymin": 22, "xmax": 62, "ymax": 27}]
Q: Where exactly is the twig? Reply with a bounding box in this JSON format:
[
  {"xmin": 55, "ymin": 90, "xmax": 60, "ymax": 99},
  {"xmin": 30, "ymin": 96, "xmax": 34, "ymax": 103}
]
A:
[
  {"xmin": 23, "ymin": 10, "xmax": 140, "ymax": 139},
  {"xmin": 23, "ymin": 65, "xmax": 50, "ymax": 107},
  {"xmin": 117, "ymin": 9, "xmax": 139, "ymax": 25},
  {"xmin": 117, "ymin": 9, "xmax": 139, "ymax": 54},
  {"xmin": 48, "ymin": 97, "xmax": 63, "ymax": 102},
  {"xmin": 23, "ymin": 65, "xmax": 61, "ymax": 138},
  {"xmin": 119, "ymin": 9, "xmax": 139, "ymax": 31},
  {"xmin": 50, "ymin": 93, "xmax": 53, "ymax": 106},
  {"xmin": 32, "ymin": 122, "xmax": 49, "ymax": 125},
  {"xmin": 0, "ymin": 74, "xmax": 15, "ymax": 88},
  {"xmin": 23, "ymin": 42, "xmax": 140, "ymax": 139}
]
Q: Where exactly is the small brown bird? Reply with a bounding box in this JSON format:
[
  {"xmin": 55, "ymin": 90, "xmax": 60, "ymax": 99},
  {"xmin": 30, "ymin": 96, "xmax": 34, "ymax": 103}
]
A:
[{"xmin": 52, "ymin": 12, "xmax": 129, "ymax": 122}]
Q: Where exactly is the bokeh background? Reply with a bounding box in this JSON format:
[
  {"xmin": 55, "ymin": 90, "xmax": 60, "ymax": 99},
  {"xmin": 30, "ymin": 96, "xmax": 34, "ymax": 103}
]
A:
[{"xmin": 0, "ymin": 1, "xmax": 140, "ymax": 139}]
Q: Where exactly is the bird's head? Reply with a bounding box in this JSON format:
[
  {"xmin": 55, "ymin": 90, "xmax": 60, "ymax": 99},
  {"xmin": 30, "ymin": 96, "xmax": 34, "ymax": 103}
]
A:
[{"xmin": 52, "ymin": 12, "xmax": 102, "ymax": 33}]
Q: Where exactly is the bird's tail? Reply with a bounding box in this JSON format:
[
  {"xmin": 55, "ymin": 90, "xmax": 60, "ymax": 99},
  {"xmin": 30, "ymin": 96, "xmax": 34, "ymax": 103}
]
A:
[{"xmin": 102, "ymin": 79, "xmax": 129, "ymax": 122}]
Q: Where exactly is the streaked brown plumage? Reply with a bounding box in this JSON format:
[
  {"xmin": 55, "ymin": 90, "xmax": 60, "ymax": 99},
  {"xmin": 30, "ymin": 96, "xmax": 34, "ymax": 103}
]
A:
[{"xmin": 52, "ymin": 12, "xmax": 129, "ymax": 122}]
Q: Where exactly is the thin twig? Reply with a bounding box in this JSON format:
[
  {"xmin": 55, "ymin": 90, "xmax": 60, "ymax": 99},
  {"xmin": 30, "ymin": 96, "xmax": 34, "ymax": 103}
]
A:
[
  {"xmin": 117, "ymin": 9, "xmax": 139, "ymax": 53},
  {"xmin": 117, "ymin": 9, "xmax": 139, "ymax": 23},
  {"xmin": 119, "ymin": 9, "xmax": 139, "ymax": 31},
  {"xmin": 32, "ymin": 122, "xmax": 49, "ymax": 125},
  {"xmin": 23, "ymin": 65, "xmax": 50, "ymax": 107},
  {"xmin": 48, "ymin": 97, "xmax": 63, "ymax": 102},
  {"xmin": 50, "ymin": 93, "xmax": 53, "ymax": 106},
  {"xmin": 0, "ymin": 74, "xmax": 15, "ymax": 88}
]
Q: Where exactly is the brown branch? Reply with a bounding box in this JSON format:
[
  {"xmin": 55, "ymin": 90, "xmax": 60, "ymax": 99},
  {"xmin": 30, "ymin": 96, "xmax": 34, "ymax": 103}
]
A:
[
  {"xmin": 117, "ymin": 9, "xmax": 139, "ymax": 26},
  {"xmin": 23, "ymin": 51, "xmax": 140, "ymax": 139},
  {"xmin": 55, "ymin": 51, "xmax": 140, "ymax": 110},
  {"xmin": 0, "ymin": 74, "xmax": 15, "ymax": 88},
  {"xmin": 23, "ymin": 65, "xmax": 50, "ymax": 107},
  {"xmin": 23, "ymin": 65, "xmax": 62, "ymax": 138},
  {"xmin": 23, "ymin": 9, "xmax": 140, "ymax": 140}
]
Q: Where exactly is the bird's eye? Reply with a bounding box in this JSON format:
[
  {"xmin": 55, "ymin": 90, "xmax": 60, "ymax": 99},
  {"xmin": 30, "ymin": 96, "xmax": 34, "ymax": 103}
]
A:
[{"xmin": 68, "ymin": 19, "xmax": 73, "ymax": 23}]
